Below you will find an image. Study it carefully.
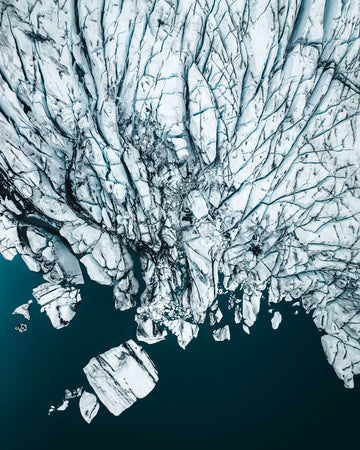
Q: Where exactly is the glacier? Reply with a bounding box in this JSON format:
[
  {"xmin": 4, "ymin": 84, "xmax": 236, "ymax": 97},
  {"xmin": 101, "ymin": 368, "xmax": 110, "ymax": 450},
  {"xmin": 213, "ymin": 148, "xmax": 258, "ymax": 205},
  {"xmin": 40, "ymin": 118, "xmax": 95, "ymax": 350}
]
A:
[{"xmin": 1, "ymin": 0, "xmax": 360, "ymax": 418}]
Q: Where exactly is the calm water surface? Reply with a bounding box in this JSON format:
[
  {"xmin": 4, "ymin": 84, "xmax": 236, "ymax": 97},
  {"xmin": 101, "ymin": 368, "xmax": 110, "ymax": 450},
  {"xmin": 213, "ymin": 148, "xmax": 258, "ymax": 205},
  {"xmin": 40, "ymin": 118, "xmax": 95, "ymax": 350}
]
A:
[{"xmin": 1, "ymin": 255, "xmax": 359, "ymax": 450}]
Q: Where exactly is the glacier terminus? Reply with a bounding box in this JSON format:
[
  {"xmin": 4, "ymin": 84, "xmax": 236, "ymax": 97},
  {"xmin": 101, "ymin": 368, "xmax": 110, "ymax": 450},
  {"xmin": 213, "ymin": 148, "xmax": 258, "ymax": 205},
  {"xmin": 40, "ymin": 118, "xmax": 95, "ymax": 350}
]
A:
[{"xmin": 1, "ymin": 0, "xmax": 360, "ymax": 422}]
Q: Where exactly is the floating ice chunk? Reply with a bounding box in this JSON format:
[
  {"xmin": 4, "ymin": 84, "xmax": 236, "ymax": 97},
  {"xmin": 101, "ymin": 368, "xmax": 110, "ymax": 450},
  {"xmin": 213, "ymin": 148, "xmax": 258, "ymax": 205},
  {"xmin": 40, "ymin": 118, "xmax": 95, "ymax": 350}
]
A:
[
  {"xmin": 48, "ymin": 387, "xmax": 83, "ymax": 416},
  {"xmin": 64, "ymin": 387, "xmax": 83, "ymax": 400},
  {"xmin": 57, "ymin": 400, "xmax": 69, "ymax": 411},
  {"xmin": 32, "ymin": 283, "xmax": 81, "ymax": 329},
  {"xmin": 15, "ymin": 323, "xmax": 27, "ymax": 333},
  {"xmin": 79, "ymin": 392, "xmax": 99, "ymax": 424},
  {"xmin": 210, "ymin": 300, "xmax": 219, "ymax": 312},
  {"xmin": 135, "ymin": 315, "xmax": 168, "ymax": 344},
  {"xmin": 271, "ymin": 311, "xmax": 282, "ymax": 330},
  {"xmin": 234, "ymin": 305, "xmax": 242, "ymax": 324},
  {"xmin": 83, "ymin": 340, "xmax": 158, "ymax": 416},
  {"xmin": 210, "ymin": 308, "xmax": 223, "ymax": 326},
  {"xmin": 213, "ymin": 325, "xmax": 231, "ymax": 342},
  {"xmin": 12, "ymin": 300, "xmax": 32, "ymax": 321},
  {"xmin": 214, "ymin": 308, "xmax": 223, "ymax": 323},
  {"xmin": 48, "ymin": 400, "xmax": 69, "ymax": 415}
]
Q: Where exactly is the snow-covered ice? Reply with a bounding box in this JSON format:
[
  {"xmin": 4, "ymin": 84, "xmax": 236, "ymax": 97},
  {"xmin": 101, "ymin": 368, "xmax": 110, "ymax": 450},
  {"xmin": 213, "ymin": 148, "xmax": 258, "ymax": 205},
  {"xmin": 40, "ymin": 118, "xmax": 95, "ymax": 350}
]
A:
[{"xmin": 271, "ymin": 312, "xmax": 282, "ymax": 330}]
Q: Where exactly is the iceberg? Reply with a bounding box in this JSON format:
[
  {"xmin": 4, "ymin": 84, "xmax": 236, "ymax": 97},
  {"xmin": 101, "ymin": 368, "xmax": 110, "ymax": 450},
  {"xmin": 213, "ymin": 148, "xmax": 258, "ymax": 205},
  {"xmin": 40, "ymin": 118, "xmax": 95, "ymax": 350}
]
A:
[
  {"xmin": 213, "ymin": 325, "xmax": 231, "ymax": 342},
  {"xmin": 271, "ymin": 312, "xmax": 282, "ymax": 330},
  {"xmin": 83, "ymin": 340, "xmax": 158, "ymax": 416},
  {"xmin": 12, "ymin": 300, "xmax": 32, "ymax": 321},
  {"xmin": 79, "ymin": 391, "xmax": 100, "ymax": 424},
  {"xmin": 14, "ymin": 323, "xmax": 27, "ymax": 333}
]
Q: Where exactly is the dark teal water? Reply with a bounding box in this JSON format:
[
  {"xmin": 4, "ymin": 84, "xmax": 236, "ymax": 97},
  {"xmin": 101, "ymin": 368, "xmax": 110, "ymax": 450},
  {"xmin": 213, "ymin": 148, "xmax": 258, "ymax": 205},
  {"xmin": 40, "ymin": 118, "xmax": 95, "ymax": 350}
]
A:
[{"xmin": 1, "ymin": 255, "xmax": 359, "ymax": 450}]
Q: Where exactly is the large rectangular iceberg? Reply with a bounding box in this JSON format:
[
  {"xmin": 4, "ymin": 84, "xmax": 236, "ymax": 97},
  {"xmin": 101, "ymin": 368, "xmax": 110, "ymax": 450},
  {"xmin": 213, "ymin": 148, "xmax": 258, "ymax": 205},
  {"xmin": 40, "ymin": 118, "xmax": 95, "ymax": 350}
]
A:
[{"xmin": 83, "ymin": 340, "xmax": 158, "ymax": 416}]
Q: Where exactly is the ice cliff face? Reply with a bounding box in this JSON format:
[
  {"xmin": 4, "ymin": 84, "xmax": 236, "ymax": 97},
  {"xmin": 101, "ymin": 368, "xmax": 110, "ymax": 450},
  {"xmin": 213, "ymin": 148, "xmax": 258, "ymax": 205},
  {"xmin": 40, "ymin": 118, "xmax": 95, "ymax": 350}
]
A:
[{"xmin": 1, "ymin": 0, "xmax": 360, "ymax": 403}]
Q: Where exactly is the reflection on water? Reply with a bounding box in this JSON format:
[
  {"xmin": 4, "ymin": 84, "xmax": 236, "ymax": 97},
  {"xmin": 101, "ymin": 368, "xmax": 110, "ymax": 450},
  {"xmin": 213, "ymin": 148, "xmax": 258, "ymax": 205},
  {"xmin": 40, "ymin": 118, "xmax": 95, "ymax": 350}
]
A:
[{"xmin": 1, "ymin": 255, "xmax": 359, "ymax": 450}]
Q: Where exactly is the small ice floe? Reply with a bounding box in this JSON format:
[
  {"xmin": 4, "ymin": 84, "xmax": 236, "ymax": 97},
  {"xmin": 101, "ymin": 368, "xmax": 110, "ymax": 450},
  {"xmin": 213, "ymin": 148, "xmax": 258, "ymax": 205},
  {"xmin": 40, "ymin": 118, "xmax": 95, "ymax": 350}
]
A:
[
  {"xmin": 15, "ymin": 323, "xmax": 27, "ymax": 333},
  {"xmin": 271, "ymin": 311, "xmax": 282, "ymax": 330},
  {"xmin": 210, "ymin": 308, "xmax": 223, "ymax": 326},
  {"xmin": 79, "ymin": 391, "xmax": 99, "ymax": 424},
  {"xmin": 48, "ymin": 400, "xmax": 69, "ymax": 415},
  {"xmin": 64, "ymin": 387, "xmax": 83, "ymax": 400},
  {"xmin": 12, "ymin": 300, "xmax": 33, "ymax": 321},
  {"xmin": 213, "ymin": 325, "xmax": 231, "ymax": 342},
  {"xmin": 234, "ymin": 304, "xmax": 242, "ymax": 324},
  {"xmin": 214, "ymin": 308, "xmax": 223, "ymax": 323},
  {"xmin": 48, "ymin": 387, "xmax": 83, "ymax": 415}
]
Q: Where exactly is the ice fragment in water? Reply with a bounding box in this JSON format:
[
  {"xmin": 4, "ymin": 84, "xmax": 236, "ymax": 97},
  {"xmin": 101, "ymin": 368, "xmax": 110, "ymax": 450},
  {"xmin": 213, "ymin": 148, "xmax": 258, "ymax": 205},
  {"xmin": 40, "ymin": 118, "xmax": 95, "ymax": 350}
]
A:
[
  {"xmin": 83, "ymin": 340, "xmax": 158, "ymax": 416},
  {"xmin": 79, "ymin": 392, "xmax": 100, "ymax": 424},
  {"xmin": 12, "ymin": 300, "xmax": 32, "ymax": 321},
  {"xmin": 15, "ymin": 323, "xmax": 27, "ymax": 333},
  {"xmin": 213, "ymin": 325, "xmax": 231, "ymax": 342}
]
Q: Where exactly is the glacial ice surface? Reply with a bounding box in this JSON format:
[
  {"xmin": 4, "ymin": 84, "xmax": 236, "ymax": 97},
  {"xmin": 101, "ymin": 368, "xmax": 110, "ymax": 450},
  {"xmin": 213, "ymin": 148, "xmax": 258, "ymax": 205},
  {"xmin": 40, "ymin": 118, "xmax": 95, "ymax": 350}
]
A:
[{"xmin": 1, "ymin": 0, "xmax": 360, "ymax": 403}]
